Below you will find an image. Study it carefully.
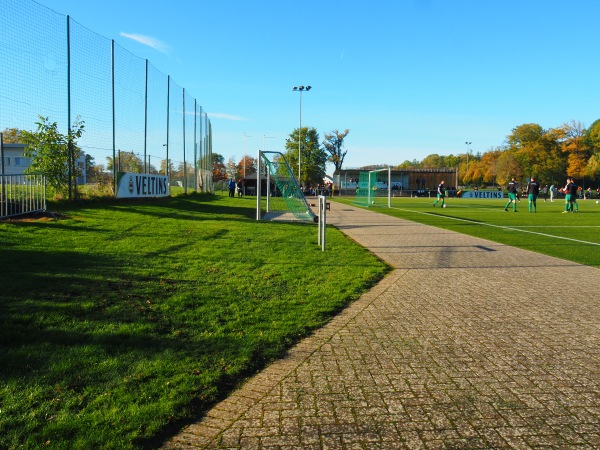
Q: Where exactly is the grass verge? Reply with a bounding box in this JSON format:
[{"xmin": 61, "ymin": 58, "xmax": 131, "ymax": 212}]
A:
[{"xmin": 0, "ymin": 192, "xmax": 390, "ymax": 448}]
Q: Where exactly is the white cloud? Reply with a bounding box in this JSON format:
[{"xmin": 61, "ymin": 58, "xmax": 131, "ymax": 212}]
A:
[
  {"xmin": 120, "ymin": 33, "xmax": 169, "ymax": 55},
  {"xmin": 207, "ymin": 112, "xmax": 247, "ymax": 121}
]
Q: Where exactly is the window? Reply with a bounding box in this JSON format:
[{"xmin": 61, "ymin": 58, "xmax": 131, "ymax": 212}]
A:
[{"xmin": 3, "ymin": 157, "xmax": 10, "ymax": 166}]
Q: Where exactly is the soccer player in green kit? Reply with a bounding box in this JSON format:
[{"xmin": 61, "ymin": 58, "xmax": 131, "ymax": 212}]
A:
[
  {"xmin": 504, "ymin": 177, "xmax": 518, "ymax": 212},
  {"xmin": 526, "ymin": 176, "xmax": 540, "ymax": 212},
  {"xmin": 562, "ymin": 178, "xmax": 578, "ymax": 213},
  {"xmin": 433, "ymin": 180, "xmax": 445, "ymax": 207}
]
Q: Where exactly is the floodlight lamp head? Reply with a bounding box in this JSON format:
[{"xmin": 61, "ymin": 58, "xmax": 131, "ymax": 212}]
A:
[
  {"xmin": 292, "ymin": 86, "xmax": 298, "ymax": 91},
  {"xmin": 306, "ymin": 86, "xmax": 312, "ymax": 91},
  {"xmin": 298, "ymin": 85, "xmax": 305, "ymax": 90}
]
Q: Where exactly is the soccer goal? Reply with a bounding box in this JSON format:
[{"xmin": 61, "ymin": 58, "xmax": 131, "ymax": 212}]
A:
[
  {"xmin": 256, "ymin": 150, "xmax": 316, "ymax": 223},
  {"xmin": 353, "ymin": 168, "xmax": 391, "ymax": 207}
]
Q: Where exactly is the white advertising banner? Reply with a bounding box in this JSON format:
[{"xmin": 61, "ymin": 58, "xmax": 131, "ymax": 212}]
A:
[
  {"xmin": 116, "ymin": 172, "xmax": 169, "ymax": 198},
  {"xmin": 461, "ymin": 190, "xmax": 504, "ymax": 199}
]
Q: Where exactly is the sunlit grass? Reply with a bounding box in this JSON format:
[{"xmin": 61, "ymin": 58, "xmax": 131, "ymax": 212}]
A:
[
  {"xmin": 0, "ymin": 192, "xmax": 390, "ymax": 448},
  {"xmin": 336, "ymin": 195, "xmax": 600, "ymax": 267}
]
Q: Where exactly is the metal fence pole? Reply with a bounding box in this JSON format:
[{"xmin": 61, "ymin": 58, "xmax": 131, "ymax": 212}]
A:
[
  {"xmin": 111, "ymin": 39, "xmax": 116, "ymax": 193},
  {"xmin": 318, "ymin": 195, "xmax": 326, "ymax": 251},
  {"xmin": 66, "ymin": 15, "xmax": 72, "ymax": 200},
  {"xmin": 144, "ymin": 59, "xmax": 148, "ymax": 174},
  {"xmin": 182, "ymin": 87, "xmax": 186, "ymax": 194}
]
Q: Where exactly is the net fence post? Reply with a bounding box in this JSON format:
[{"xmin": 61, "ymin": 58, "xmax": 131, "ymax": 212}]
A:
[
  {"xmin": 318, "ymin": 195, "xmax": 326, "ymax": 251},
  {"xmin": 388, "ymin": 167, "xmax": 391, "ymax": 207},
  {"xmin": 256, "ymin": 150, "xmax": 262, "ymax": 220}
]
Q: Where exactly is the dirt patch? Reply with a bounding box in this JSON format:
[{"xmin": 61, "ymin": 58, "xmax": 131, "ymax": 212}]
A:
[{"xmin": 1, "ymin": 211, "xmax": 67, "ymax": 222}]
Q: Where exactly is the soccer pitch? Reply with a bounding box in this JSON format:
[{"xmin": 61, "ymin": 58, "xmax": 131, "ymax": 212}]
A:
[{"xmin": 338, "ymin": 196, "xmax": 600, "ymax": 268}]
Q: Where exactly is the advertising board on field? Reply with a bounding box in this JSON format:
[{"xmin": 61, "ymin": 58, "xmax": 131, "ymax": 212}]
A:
[
  {"xmin": 461, "ymin": 190, "xmax": 504, "ymax": 199},
  {"xmin": 116, "ymin": 172, "xmax": 169, "ymax": 198}
]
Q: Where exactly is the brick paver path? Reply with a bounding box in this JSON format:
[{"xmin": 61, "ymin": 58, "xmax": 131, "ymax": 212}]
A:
[{"xmin": 164, "ymin": 205, "xmax": 600, "ymax": 449}]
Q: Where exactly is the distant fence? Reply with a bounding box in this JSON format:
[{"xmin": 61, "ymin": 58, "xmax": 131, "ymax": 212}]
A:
[
  {"xmin": 0, "ymin": 0, "xmax": 213, "ymax": 195},
  {"xmin": 1, "ymin": 174, "xmax": 46, "ymax": 218}
]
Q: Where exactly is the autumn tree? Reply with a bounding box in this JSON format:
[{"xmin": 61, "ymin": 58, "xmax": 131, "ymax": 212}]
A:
[
  {"xmin": 555, "ymin": 120, "xmax": 590, "ymax": 179},
  {"xmin": 1, "ymin": 127, "xmax": 26, "ymax": 143},
  {"xmin": 238, "ymin": 155, "xmax": 257, "ymax": 178},
  {"xmin": 211, "ymin": 153, "xmax": 227, "ymax": 181},
  {"xmin": 323, "ymin": 129, "xmax": 350, "ymax": 174},
  {"xmin": 226, "ymin": 156, "xmax": 239, "ymax": 180}
]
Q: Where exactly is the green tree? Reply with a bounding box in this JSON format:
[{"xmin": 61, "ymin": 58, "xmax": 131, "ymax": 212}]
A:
[
  {"xmin": 396, "ymin": 159, "xmax": 420, "ymax": 169},
  {"xmin": 21, "ymin": 116, "xmax": 85, "ymax": 199},
  {"xmin": 586, "ymin": 154, "xmax": 600, "ymax": 181},
  {"xmin": 285, "ymin": 127, "xmax": 327, "ymax": 187},
  {"xmin": 585, "ymin": 118, "xmax": 600, "ymax": 152},
  {"xmin": 495, "ymin": 150, "xmax": 524, "ymax": 186},
  {"xmin": 106, "ymin": 151, "xmax": 144, "ymax": 173},
  {"xmin": 421, "ymin": 154, "xmax": 445, "ymax": 169},
  {"xmin": 323, "ymin": 129, "xmax": 350, "ymax": 174}
]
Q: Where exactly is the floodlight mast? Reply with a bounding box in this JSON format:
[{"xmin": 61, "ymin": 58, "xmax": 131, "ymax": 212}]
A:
[{"xmin": 292, "ymin": 85, "xmax": 311, "ymax": 185}]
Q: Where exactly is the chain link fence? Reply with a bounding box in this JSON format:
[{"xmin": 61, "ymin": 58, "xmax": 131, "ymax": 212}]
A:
[{"xmin": 0, "ymin": 0, "xmax": 213, "ymax": 195}]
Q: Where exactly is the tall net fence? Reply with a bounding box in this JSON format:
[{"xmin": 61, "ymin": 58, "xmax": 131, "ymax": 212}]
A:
[
  {"xmin": 0, "ymin": 0, "xmax": 212, "ymax": 194},
  {"xmin": 260, "ymin": 151, "xmax": 315, "ymax": 223}
]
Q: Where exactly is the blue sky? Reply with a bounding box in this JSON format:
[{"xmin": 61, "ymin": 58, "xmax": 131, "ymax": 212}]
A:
[{"xmin": 32, "ymin": 0, "xmax": 600, "ymax": 172}]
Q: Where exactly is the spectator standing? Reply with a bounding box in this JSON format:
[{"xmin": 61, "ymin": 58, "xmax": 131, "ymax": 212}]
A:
[{"xmin": 228, "ymin": 179, "xmax": 236, "ymax": 198}]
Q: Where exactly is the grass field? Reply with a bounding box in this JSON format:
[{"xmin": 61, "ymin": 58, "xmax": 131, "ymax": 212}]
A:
[
  {"xmin": 0, "ymin": 192, "xmax": 390, "ymax": 448},
  {"xmin": 336, "ymin": 194, "xmax": 600, "ymax": 268}
]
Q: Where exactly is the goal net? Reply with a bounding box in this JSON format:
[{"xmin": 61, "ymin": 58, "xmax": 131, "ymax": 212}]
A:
[
  {"xmin": 257, "ymin": 151, "xmax": 316, "ymax": 223},
  {"xmin": 353, "ymin": 168, "xmax": 391, "ymax": 207}
]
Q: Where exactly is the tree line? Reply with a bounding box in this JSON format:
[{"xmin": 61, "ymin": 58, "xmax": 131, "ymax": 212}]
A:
[
  {"xmin": 396, "ymin": 119, "xmax": 600, "ymax": 188},
  {"xmin": 212, "ymin": 128, "xmax": 350, "ymax": 188}
]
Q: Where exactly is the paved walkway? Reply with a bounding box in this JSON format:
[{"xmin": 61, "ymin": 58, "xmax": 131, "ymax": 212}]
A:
[{"xmin": 164, "ymin": 204, "xmax": 600, "ymax": 449}]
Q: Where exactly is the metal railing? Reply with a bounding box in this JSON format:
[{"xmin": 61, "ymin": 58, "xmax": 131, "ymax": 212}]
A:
[{"xmin": 1, "ymin": 174, "xmax": 46, "ymax": 218}]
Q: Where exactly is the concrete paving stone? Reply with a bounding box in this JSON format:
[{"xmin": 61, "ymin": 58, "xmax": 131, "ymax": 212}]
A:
[{"xmin": 162, "ymin": 205, "xmax": 600, "ymax": 449}]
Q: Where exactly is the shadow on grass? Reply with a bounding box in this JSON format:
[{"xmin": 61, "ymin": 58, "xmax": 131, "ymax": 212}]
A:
[{"xmin": 0, "ymin": 241, "xmax": 374, "ymax": 448}]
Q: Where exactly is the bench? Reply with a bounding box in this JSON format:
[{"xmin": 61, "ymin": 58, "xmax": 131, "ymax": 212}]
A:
[{"xmin": 309, "ymin": 202, "xmax": 330, "ymax": 211}]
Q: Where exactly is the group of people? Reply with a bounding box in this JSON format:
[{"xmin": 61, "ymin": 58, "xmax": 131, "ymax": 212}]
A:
[
  {"xmin": 227, "ymin": 179, "xmax": 244, "ymax": 198},
  {"xmin": 504, "ymin": 176, "xmax": 584, "ymax": 213},
  {"xmin": 431, "ymin": 177, "xmax": 592, "ymax": 213}
]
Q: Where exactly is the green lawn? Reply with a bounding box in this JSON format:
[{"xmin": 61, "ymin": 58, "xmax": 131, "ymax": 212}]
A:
[
  {"xmin": 0, "ymin": 192, "xmax": 390, "ymax": 448},
  {"xmin": 336, "ymin": 194, "xmax": 600, "ymax": 268}
]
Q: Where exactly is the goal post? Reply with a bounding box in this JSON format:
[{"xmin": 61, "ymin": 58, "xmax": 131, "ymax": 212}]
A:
[
  {"xmin": 256, "ymin": 150, "xmax": 316, "ymax": 223},
  {"xmin": 354, "ymin": 167, "xmax": 391, "ymax": 207}
]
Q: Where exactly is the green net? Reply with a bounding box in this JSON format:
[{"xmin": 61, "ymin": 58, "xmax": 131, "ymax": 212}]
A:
[
  {"xmin": 260, "ymin": 151, "xmax": 316, "ymax": 222},
  {"xmin": 354, "ymin": 170, "xmax": 389, "ymax": 207}
]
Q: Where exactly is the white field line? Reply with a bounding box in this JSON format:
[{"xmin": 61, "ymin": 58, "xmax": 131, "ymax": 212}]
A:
[{"xmin": 389, "ymin": 206, "xmax": 600, "ymax": 247}]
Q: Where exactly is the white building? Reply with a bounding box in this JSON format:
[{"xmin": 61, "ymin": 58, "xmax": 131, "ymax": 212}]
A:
[{"xmin": 1, "ymin": 143, "xmax": 86, "ymax": 184}]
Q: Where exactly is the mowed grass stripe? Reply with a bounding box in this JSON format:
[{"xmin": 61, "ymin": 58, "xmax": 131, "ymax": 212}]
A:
[
  {"xmin": 389, "ymin": 205, "xmax": 600, "ymax": 247},
  {"xmin": 335, "ymin": 196, "xmax": 600, "ymax": 267}
]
